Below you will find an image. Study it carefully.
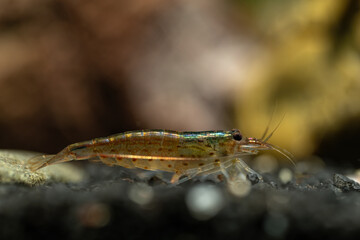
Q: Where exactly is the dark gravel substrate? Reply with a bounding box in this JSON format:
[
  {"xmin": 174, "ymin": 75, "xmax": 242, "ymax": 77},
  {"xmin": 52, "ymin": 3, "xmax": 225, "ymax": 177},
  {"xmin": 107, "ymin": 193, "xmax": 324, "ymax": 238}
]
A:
[{"xmin": 0, "ymin": 164, "xmax": 359, "ymax": 240}]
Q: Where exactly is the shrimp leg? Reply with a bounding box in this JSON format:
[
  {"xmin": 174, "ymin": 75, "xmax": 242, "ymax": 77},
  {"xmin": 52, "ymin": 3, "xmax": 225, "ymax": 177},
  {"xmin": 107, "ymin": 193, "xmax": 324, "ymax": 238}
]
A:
[
  {"xmin": 170, "ymin": 160, "xmax": 222, "ymax": 185},
  {"xmin": 234, "ymin": 158, "xmax": 263, "ymax": 182},
  {"xmin": 171, "ymin": 156, "xmax": 262, "ymax": 185},
  {"xmin": 219, "ymin": 158, "xmax": 263, "ymax": 183},
  {"xmin": 170, "ymin": 168, "xmax": 201, "ymax": 185}
]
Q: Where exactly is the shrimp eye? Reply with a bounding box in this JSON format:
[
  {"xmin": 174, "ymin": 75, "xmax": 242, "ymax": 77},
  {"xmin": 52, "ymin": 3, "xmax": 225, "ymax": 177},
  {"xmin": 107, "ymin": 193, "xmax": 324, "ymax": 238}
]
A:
[{"xmin": 231, "ymin": 129, "xmax": 242, "ymax": 141}]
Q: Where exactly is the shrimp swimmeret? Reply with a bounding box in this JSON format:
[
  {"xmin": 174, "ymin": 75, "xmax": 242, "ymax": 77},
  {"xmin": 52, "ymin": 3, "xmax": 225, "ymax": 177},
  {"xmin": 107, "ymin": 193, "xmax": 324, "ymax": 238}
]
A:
[{"xmin": 27, "ymin": 129, "xmax": 293, "ymax": 184}]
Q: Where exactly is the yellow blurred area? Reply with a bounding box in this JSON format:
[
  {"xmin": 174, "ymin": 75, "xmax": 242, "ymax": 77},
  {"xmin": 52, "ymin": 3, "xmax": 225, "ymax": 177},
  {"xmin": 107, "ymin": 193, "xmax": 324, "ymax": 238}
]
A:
[{"xmin": 235, "ymin": 0, "xmax": 360, "ymax": 158}]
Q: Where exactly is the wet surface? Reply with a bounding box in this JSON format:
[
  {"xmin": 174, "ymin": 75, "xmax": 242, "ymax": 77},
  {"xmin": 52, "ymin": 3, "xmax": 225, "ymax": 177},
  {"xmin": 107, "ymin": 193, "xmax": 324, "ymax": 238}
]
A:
[{"xmin": 0, "ymin": 164, "xmax": 359, "ymax": 240}]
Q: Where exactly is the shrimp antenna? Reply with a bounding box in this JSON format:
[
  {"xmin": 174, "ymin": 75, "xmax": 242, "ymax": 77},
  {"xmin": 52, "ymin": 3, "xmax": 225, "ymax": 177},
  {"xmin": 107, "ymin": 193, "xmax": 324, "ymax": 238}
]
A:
[
  {"xmin": 263, "ymin": 113, "xmax": 285, "ymax": 143},
  {"xmin": 260, "ymin": 104, "xmax": 277, "ymax": 141},
  {"xmin": 266, "ymin": 143, "xmax": 296, "ymax": 166},
  {"xmin": 260, "ymin": 113, "xmax": 273, "ymax": 141},
  {"xmin": 263, "ymin": 113, "xmax": 285, "ymax": 142}
]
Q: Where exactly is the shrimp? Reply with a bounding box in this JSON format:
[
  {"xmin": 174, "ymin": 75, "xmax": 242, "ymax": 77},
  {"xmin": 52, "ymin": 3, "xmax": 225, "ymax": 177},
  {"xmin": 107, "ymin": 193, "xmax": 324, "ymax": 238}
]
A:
[{"xmin": 27, "ymin": 129, "xmax": 293, "ymax": 184}]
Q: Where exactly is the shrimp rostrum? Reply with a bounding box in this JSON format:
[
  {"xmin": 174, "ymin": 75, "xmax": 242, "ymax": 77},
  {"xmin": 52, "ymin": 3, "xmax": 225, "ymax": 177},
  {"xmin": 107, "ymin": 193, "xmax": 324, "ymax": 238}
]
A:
[{"xmin": 27, "ymin": 129, "xmax": 293, "ymax": 184}]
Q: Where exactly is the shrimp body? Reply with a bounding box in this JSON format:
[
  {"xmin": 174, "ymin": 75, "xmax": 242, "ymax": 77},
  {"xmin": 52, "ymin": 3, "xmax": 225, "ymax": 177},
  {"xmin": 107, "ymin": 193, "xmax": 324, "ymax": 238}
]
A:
[{"xmin": 28, "ymin": 129, "xmax": 291, "ymax": 184}]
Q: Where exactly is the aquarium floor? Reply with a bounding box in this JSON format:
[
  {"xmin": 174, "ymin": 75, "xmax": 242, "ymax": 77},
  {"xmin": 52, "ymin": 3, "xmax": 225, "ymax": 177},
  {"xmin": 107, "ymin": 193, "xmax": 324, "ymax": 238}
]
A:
[{"xmin": 0, "ymin": 164, "xmax": 359, "ymax": 240}]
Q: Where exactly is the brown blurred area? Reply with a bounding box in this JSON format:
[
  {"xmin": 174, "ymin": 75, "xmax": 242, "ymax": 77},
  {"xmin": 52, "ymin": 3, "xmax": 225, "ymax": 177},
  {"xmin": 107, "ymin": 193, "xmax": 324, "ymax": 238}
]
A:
[
  {"xmin": 0, "ymin": 0, "xmax": 169, "ymax": 152},
  {"xmin": 0, "ymin": 0, "xmax": 249, "ymax": 152},
  {"xmin": 0, "ymin": 0, "xmax": 359, "ymax": 166},
  {"xmin": 0, "ymin": 0, "xmax": 153, "ymax": 152}
]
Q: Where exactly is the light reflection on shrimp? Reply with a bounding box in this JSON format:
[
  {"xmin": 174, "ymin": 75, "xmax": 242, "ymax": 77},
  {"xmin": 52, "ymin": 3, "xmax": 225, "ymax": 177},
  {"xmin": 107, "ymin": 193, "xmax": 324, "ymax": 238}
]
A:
[{"xmin": 27, "ymin": 129, "xmax": 294, "ymax": 184}]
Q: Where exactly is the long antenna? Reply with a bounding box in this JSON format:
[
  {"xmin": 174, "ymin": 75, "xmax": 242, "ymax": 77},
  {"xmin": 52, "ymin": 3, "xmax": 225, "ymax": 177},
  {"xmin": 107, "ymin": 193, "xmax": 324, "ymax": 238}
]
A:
[
  {"xmin": 260, "ymin": 104, "xmax": 277, "ymax": 140},
  {"xmin": 263, "ymin": 113, "xmax": 285, "ymax": 143},
  {"xmin": 267, "ymin": 143, "xmax": 296, "ymax": 166}
]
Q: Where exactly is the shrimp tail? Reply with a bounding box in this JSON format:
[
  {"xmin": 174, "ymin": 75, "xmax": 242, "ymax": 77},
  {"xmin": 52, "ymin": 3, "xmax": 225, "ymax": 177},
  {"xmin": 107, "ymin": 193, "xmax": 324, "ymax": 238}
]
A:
[{"xmin": 27, "ymin": 154, "xmax": 56, "ymax": 171}]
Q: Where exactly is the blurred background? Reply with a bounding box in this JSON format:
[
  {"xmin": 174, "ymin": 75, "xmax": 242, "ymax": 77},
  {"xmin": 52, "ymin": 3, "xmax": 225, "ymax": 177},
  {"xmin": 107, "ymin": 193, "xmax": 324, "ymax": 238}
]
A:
[{"xmin": 0, "ymin": 0, "xmax": 359, "ymax": 167}]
